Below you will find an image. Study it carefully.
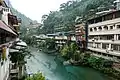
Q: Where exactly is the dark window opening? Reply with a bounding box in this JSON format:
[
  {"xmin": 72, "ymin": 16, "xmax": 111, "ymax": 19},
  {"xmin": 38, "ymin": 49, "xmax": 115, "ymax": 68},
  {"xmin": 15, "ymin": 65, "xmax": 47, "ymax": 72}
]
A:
[
  {"xmin": 90, "ymin": 28, "xmax": 93, "ymax": 32},
  {"xmin": 102, "ymin": 43, "xmax": 109, "ymax": 49},
  {"xmin": 98, "ymin": 26, "xmax": 102, "ymax": 31},
  {"xmin": 104, "ymin": 25, "xmax": 108, "ymax": 30},
  {"xmin": 118, "ymin": 35, "xmax": 120, "ymax": 40},
  {"xmin": 110, "ymin": 26, "xmax": 113, "ymax": 29},
  {"xmin": 117, "ymin": 25, "xmax": 120, "ymax": 29},
  {"xmin": 94, "ymin": 27, "xmax": 97, "ymax": 31},
  {"xmin": 115, "ymin": 11, "xmax": 120, "ymax": 18}
]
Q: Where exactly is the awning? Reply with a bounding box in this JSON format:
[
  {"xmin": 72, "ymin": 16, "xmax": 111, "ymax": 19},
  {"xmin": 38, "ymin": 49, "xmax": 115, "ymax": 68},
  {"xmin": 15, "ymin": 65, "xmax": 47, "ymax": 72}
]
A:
[
  {"xmin": 9, "ymin": 49, "xmax": 19, "ymax": 53},
  {"xmin": 16, "ymin": 40, "xmax": 27, "ymax": 47},
  {"xmin": 0, "ymin": 20, "xmax": 17, "ymax": 35}
]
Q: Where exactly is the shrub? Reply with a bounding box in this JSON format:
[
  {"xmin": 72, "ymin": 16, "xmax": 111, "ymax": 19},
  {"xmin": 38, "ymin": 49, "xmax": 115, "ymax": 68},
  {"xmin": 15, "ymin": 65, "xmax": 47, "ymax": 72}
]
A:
[{"xmin": 25, "ymin": 73, "xmax": 45, "ymax": 80}]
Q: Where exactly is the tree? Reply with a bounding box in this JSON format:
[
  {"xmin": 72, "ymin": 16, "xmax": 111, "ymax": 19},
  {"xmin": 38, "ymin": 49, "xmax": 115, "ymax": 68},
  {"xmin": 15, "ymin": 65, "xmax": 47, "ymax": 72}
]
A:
[{"xmin": 41, "ymin": 0, "xmax": 115, "ymax": 34}]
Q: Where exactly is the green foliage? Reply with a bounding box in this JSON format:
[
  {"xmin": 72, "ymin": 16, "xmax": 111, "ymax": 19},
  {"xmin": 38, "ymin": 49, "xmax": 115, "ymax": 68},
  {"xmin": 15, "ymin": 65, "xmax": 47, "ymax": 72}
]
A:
[
  {"xmin": 41, "ymin": 0, "xmax": 115, "ymax": 34},
  {"xmin": 61, "ymin": 44, "xmax": 69, "ymax": 58},
  {"xmin": 60, "ymin": 42, "xmax": 79, "ymax": 59},
  {"xmin": 88, "ymin": 56, "xmax": 104, "ymax": 69},
  {"xmin": 25, "ymin": 73, "xmax": 45, "ymax": 80},
  {"xmin": 11, "ymin": 7, "xmax": 33, "ymax": 27},
  {"xmin": 10, "ymin": 47, "xmax": 30, "ymax": 63},
  {"xmin": 45, "ymin": 38, "xmax": 56, "ymax": 50}
]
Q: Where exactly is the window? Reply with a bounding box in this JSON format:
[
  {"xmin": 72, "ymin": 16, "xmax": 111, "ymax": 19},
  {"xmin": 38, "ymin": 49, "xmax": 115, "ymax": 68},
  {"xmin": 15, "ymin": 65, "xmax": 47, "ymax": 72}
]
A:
[
  {"xmin": 99, "ymin": 35, "xmax": 113, "ymax": 40},
  {"xmin": 104, "ymin": 25, "xmax": 108, "ymax": 30},
  {"xmin": 102, "ymin": 43, "xmax": 109, "ymax": 49},
  {"xmin": 88, "ymin": 42, "xmax": 93, "ymax": 47},
  {"xmin": 117, "ymin": 25, "xmax": 120, "ymax": 29},
  {"xmin": 98, "ymin": 26, "xmax": 102, "ymax": 31},
  {"xmin": 90, "ymin": 28, "xmax": 93, "ymax": 32},
  {"xmin": 96, "ymin": 43, "xmax": 101, "ymax": 48},
  {"xmin": 107, "ymin": 35, "xmax": 114, "ymax": 40},
  {"xmin": 111, "ymin": 44, "xmax": 120, "ymax": 52},
  {"xmin": 110, "ymin": 26, "xmax": 113, "ymax": 29},
  {"xmin": 118, "ymin": 35, "xmax": 120, "ymax": 40},
  {"xmin": 94, "ymin": 27, "xmax": 97, "ymax": 31}
]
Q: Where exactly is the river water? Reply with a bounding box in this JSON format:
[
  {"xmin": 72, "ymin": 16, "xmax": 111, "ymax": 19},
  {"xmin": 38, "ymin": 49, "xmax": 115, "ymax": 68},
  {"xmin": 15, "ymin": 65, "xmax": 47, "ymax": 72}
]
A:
[{"xmin": 26, "ymin": 48, "xmax": 109, "ymax": 80}]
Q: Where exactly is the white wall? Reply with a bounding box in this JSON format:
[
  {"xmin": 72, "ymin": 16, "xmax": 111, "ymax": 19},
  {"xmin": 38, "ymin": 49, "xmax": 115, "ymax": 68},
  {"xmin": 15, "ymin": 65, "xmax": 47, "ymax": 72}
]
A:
[{"xmin": 2, "ymin": 7, "xmax": 11, "ymax": 25}]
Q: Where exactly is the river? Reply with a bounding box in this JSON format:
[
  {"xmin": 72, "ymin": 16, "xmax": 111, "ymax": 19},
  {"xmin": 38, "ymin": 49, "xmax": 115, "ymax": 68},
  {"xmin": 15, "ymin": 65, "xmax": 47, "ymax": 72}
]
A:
[{"xmin": 25, "ymin": 48, "xmax": 109, "ymax": 80}]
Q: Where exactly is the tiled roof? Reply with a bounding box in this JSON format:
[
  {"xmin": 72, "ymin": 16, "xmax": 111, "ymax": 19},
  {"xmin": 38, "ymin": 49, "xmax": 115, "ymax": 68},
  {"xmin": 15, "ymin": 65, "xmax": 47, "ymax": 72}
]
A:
[{"xmin": 0, "ymin": 20, "xmax": 17, "ymax": 35}]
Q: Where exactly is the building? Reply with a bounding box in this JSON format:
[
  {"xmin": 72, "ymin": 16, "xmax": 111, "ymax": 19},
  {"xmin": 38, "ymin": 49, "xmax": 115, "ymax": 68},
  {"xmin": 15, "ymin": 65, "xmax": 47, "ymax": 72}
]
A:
[
  {"xmin": 87, "ymin": 10, "xmax": 120, "ymax": 62},
  {"xmin": 75, "ymin": 23, "xmax": 87, "ymax": 49},
  {"xmin": 46, "ymin": 32, "xmax": 76, "ymax": 47},
  {"xmin": 0, "ymin": 0, "xmax": 22, "ymax": 80},
  {"xmin": 54, "ymin": 25, "xmax": 65, "ymax": 33},
  {"xmin": 114, "ymin": 0, "xmax": 120, "ymax": 10},
  {"xmin": 29, "ymin": 21, "xmax": 41, "ymax": 29}
]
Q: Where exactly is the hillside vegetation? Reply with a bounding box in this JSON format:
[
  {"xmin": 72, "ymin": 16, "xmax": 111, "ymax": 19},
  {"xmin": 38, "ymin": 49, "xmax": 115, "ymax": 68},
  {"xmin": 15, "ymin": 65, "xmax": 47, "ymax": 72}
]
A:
[
  {"xmin": 11, "ymin": 7, "xmax": 33, "ymax": 27},
  {"xmin": 41, "ymin": 0, "xmax": 115, "ymax": 34}
]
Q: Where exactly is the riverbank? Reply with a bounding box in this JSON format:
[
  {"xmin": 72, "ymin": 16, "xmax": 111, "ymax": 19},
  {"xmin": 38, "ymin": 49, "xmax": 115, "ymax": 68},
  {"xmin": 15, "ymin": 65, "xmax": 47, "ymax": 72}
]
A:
[
  {"xmin": 58, "ymin": 42, "xmax": 120, "ymax": 80},
  {"xmin": 60, "ymin": 53, "xmax": 120, "ymax": 80}
]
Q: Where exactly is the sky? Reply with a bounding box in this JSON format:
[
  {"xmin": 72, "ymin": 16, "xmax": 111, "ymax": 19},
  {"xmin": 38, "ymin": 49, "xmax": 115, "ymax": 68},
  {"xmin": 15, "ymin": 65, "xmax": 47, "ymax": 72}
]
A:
[{"xmin": 10, "ymin": 0, "xmax": 70, "ymax": 22}]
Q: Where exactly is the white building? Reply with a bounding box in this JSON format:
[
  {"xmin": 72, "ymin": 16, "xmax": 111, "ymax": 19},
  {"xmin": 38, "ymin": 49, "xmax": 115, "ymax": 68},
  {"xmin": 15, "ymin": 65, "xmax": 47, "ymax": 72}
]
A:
[{"xmin": 87, "ymin": 10, "xmax": 120, "ymax": 62}]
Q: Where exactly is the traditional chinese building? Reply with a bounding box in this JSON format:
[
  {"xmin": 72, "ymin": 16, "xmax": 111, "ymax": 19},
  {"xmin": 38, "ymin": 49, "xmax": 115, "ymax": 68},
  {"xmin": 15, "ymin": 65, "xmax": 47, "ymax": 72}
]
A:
[
  {"xmin": 75, "ymin": 23, "xmax": 87, "ymax": 49},
  {"xmin": 0, "ymin": 0, "xmax": 22, "ymax": 80}
]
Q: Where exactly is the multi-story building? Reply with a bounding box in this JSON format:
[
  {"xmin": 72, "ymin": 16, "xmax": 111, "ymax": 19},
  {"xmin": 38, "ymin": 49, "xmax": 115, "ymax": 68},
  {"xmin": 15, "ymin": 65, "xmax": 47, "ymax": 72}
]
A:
[
  {"xmin": 0, "ymin": 0, "xmax": 22, "ymax": 80},
  {"xmin": 54, "ymin": 25, "xmax": 65, "ymax": 33},
  {"xmin": 29, "ymin": 22, "xmax": 41, "ymax": 29},
  {"xmin": 87, "ymin": 10, "xmax": 120, "ymax": 61},
  {"xmin": 75, "ymin": 23, "xmax": 87, "ymax": 49}
]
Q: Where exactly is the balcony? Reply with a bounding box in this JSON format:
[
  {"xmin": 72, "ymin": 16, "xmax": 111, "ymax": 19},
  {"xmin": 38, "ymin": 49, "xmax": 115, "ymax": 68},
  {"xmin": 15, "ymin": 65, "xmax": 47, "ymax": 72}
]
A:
[
  {"xmin": 8, "ymin": 14, "xmax": 21, "ymax": 33},
  {"xmin": 89, "ymin": 18, "xmax": 120, "ymax": 28},
  {"xmin": 89, "ymin": 29, "xmax": 120, "ymax": 35},
  {"xmin": 88, "ymin": 47, "xmax": 120, "ymax": 57},
  {"xmin": 89, "ymin": 39, "xmax": 120, "ymax": 44},
  {"xmin": 92, "ymin": 54, "xmax": 120, "ymax": 62}
]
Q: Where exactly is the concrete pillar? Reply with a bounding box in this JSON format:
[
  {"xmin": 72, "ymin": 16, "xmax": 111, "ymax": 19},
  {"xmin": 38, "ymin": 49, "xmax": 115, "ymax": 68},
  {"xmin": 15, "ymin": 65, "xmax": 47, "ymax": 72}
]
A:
[
  {"xmin": 101, "ymin": 43, "xmax": 102, "ymax": 49},
  {"xmin": 114, "ymin": 24, "xmax": 117, "ymax": 29},
  {"xmin": 102, "ymin": 26, "xmax": 104, "ymax": 31},
  {"xmin": 92, "ymin": 28, "xmax": 94, "ymax": 32},
  {"xmin": 116, "ymin": 35, "xmax": 119, "ymax": 40},
  {"xmin": 97, "ymin": 27, "xmax": 99, "ymax": 31},
  {"xmin": 107, "ymin": 25, "xmax": 110, "ymax": 30},
  {"xmin": 109, "ymin": 44, "xmax": 111, "ymax": 50},
  {"xmin": 114, "ymin": 35, "xmax": 117, "ymax": 40},
  {"xmin": 93, "ymin": 42, "xmax": 95, "ymax": 48}
]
